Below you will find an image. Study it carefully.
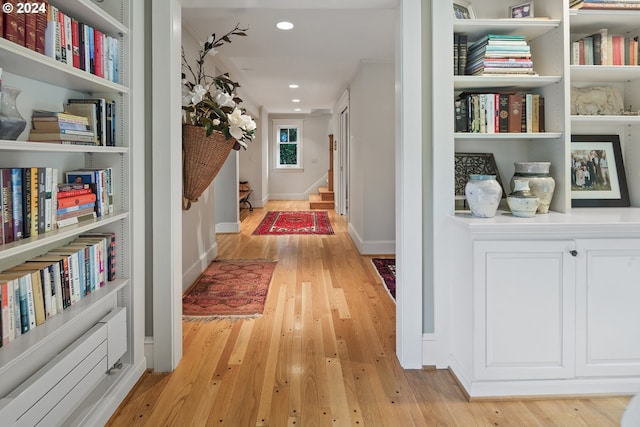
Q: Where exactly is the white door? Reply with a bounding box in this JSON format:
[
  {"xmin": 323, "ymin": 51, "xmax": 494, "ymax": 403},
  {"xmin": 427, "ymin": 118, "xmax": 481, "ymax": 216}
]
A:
[
  {"xmin": 473, "ymin": 240, "xmax": 576, "ymax": 380},
  {"xmin": 575, "ymin": 239, "xmax": 640, "ymax": 377}
]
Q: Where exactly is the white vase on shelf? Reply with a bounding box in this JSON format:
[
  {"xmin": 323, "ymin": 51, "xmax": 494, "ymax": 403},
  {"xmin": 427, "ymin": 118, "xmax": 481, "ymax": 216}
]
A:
[
  {"xmin": 465, "ymin": 174, "xmax": 502, "ymax": 218},
  {"xmin": 511, "ymin": 162, "xmax": 555, "ymax": 214}
]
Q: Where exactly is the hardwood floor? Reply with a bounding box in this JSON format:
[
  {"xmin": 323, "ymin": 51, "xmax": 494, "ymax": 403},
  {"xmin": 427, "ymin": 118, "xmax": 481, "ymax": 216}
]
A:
[{"xmin": 108, "ymin": 201, "xmax": 630, "ymax": 427}]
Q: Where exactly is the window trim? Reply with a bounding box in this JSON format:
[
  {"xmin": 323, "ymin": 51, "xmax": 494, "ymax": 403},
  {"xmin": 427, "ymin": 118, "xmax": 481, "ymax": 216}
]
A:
[{"xmin": 273, "ymin": 119, "xmax": 304, "ymax": 170}]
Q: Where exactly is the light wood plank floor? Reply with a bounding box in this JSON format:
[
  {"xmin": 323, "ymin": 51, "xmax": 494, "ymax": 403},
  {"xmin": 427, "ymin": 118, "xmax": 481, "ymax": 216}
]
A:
[{"xmin": 108, "ymin": 201, "xmax": 630, "ymax": 427}]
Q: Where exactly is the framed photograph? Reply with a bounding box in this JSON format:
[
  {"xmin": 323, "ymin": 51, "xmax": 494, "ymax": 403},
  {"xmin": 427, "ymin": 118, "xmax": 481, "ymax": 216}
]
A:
[
  {"xmin": 454, "ymin": 152, "xmax": 506, "ymax": 198},
  {"xmin": 509, "ymin": 2, "xmax": 534, "ymax": 18},
  {"xmin": 570, "ymin": 134, "xmax": 629, "ymax": 207},
  {"xmin": 453, "ymin": 0, "xmax": 476, "ymax": 19}
]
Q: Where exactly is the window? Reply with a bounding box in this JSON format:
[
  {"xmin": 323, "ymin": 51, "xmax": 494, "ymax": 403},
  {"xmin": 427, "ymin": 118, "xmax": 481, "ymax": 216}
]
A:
[{"xmin": 273, "ymin": 119, "xmax": 303, "ymax": 169}]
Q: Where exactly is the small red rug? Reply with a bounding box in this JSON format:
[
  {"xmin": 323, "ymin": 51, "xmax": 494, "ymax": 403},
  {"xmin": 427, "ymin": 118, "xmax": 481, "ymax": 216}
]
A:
[
  {"xmin": 252, "ymin": 210, "xmax": 334, "ymax": 235},
  {"xmin": 371, "ymin": 258, "xmax": 396, "ymax": 301},
  {"xmin": 182, "ymin": 259, "xmax": 277, "ymax": 320}
]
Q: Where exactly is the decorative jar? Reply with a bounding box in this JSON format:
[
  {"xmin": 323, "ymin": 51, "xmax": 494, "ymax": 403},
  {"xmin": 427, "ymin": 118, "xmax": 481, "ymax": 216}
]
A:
[
  {"xmin": 511, "ymin": 162, "xmax": 555, "ymax": 214},
  {"xmin": 0, "ymin": 85, "xmax": 27, "ymax": 140},
  {"xmin": 465, "ymin": 174, "xmax": 502, "ymax": 218},
  {"xmin": 507, "ymin": 180, "xmax": 539, "ymax": 218}
]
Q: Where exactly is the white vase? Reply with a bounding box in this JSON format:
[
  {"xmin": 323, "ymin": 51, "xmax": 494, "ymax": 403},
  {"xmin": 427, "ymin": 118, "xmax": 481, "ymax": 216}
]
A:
[
  {"xmin": 465, "ymin": 174, "xmax": 502, "ymax": 218},
  {"xmin": 511, "ymin": 162, "xmax": 555, "ymax": 214}
]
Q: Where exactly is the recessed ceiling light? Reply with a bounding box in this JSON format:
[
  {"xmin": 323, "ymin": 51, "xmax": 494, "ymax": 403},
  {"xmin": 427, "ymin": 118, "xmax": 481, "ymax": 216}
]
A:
[
  {"xmin": 292, "ymin": 99, "xmax": 301, "ymax": 103},
  {"xmin": 276, "ymin": 21, "xmax": 294, "ymax": 30},
  {"xmin": 289, "ymin": 84, "xmax": 299, "ymax": 89}
]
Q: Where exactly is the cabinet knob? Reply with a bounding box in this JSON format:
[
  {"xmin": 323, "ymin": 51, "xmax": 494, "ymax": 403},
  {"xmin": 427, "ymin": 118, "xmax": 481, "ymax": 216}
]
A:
[{"xmin": 569, "ymin": 250, "xmax": 578, "ymax": 257}]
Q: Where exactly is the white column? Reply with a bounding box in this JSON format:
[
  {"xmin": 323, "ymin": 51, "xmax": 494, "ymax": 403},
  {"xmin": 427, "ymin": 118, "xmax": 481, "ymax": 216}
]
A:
[{"xmin": 151, "ymin": 0, "xmax": 183, "ymax": 371}]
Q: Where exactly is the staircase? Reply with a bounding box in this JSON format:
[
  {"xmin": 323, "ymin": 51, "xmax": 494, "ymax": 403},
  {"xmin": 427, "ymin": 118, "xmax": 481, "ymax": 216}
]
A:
[{"xmin": 309, "ymin": 186, "xmax": 334, "ymax": 210}]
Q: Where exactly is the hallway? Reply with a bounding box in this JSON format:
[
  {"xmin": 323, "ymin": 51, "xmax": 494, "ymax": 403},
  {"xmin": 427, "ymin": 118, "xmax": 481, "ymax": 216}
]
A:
[{"xmin": 108, "ymin": 201, "xmax": 628, "ymax": 427}]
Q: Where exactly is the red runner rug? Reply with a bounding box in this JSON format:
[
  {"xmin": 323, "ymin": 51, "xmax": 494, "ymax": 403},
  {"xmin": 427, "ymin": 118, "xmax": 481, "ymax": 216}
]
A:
[
  {"xmin": 252, "ymin": 210, "xmax": 334, "ymax": 235},
  {"xmin": 371, "ymin": 258, "xmax": 396, "ymax": 301},
  {"xmin": 182, "ymin": 259, "xmax": 277, "ymax": 320}
]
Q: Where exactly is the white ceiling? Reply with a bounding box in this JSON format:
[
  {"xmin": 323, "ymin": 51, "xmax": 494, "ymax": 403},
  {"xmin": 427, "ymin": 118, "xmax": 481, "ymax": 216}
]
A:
[{"xmin": 181, "ymin": 1, "xmax": 398, "ymax": 114}]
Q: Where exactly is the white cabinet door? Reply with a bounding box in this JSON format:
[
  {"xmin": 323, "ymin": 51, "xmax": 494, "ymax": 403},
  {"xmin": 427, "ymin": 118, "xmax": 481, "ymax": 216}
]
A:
[
  {"xmin": 473, "ymin": 240, "xmax": 576, "ymax": 380},
  {"xmin": 576, "ymin": 239, "xmax": 640, "ymax": 377}
]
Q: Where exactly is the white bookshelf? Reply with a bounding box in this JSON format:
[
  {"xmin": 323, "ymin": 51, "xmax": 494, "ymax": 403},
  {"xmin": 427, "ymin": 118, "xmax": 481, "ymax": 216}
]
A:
[
  {"xmin": 0, "ymin": 1, "xmax": 144, "ymax": 425},
  {"xmin": 430, "ymin": 0, "xmax": 640, "ymax": 398}
]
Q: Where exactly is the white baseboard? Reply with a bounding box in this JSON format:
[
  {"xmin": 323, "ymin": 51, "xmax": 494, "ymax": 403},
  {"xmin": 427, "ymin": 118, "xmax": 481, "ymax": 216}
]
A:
[
  {"xmin": 215, "ymin": 221, "xmax": 241, "ymax": 233},
  {"xmin": 269, "ymin": 192, "xmax": 308, "ymax": 201},
  {"xmin": 144, "ymin": 336, "xmax": 154, "ymax": 370},
  {"xmin": 182, "ymin": 242, "xmax": 218, "ymax": 292},
  {"xmin": 348, "ymin": 223, "xmax": 395, "ymax": 255},
  {"xmin": 422, "ymin": 333, "xmax": 450, "ymax": 369}
]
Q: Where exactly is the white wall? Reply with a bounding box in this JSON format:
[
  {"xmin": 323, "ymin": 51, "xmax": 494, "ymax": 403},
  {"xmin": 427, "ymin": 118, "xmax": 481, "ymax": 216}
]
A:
[
  {"xmin": 238, "ymin": 119, "xmax": 265, "ymax": 208},
  {"xmin": 180, "ymin": 29, "xmax": 219, "ymax": 291},
  {"xmin": 348, "ymin": 62, "xmax": 396, "ymax": 254},
  {"xmin": 268, "ymin": 114, "xmax": 331, "ymax": 199},
  {"xmin": 215, "ymin": 152, "xmax": 240, "ymax": 233}
]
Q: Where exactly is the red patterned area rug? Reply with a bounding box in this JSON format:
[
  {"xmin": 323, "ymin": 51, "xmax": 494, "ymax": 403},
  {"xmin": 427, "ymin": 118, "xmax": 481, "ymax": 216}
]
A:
[
  {"xmin": 183, "ymin": 259, "xmax": 277, "ymax": 320},
  {"xmin": 252, "ymin": 210, "xmax": 335, "ymax": 235},
  {"xmin": 371, "ymin": 258, "xmax": 396, "ymax": 301}
]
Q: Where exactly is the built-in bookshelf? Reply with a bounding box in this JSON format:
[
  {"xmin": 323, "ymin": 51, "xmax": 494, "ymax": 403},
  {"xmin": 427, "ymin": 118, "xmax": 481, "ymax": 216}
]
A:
[
  {"xmin": 0, "ymin": 1, "xmax": 144, "ymax": 425},
  {"xmin": 430, "ymin": 0, "xmax": 640, "ymax": 399}
]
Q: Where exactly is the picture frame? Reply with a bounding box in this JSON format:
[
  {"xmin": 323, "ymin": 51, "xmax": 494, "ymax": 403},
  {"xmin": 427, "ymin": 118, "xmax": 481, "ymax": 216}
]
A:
[
  {"xmin": 453, "ymin": 0, "xmax": 476, "ymax": 19},
  {"xmin": 454, "ymin": 152, "xmax": 506, "ymax": 198},
  {"xmin": 509, "ymin": 1, "xmax": 534, "ymax": 18},
  {"xmin": 570, "ymin": 134, "xmax": 629, "ymax": 207}
]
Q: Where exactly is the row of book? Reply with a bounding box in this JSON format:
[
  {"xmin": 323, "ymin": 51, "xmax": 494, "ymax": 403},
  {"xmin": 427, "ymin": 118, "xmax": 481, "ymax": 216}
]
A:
[
  {"xmin": 571, "ymin": 29, "xmax": 640, "ymax": 66},
  {"xmin": 30, "ymin": 98, "xmax": 116, "ymax": 147},
  {"xmin": 464, "ymin": 34, "xmax": 536, "ymax": 76},
  {"xmin": 570, "ymin": 0, "xmax": 640, "ymax": 9},
  {"xmin": 1, "ymin": 0, "xmax": 119, "ymax": 83},
  {"xmin": 0, "ymin": 167, "xmax": 113, "ymax": 245},
  {"xmin": 454, "ymin": 92, "xmax": 545, "ymax": 133},
  {"xmin": 0, "ymin": 233, "xmax": 116, "ymax": 347}
]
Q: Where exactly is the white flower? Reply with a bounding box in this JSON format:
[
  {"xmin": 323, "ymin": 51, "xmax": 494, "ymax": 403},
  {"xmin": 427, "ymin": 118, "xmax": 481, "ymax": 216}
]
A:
[
  {"xmin": 188, "ymin": 84, "xmax": 208, "ymax": 105},
  {"xmin": 227, "ymin": 108, "xmax": 245, "ymax": 127},
  {"xmin": 214, "ymin": 90, "xmax": 235, "ymax": 108},
  {"xmin": 229, "ymin": 125, "xmax": 244, "ymax": 140},
  {"xmin": 243, "ymin": 118, "xmax": 256, "ymax": 133},
  {"xmin": 213, "ymin": 118, "xmax": 221, "ymax": 126}
]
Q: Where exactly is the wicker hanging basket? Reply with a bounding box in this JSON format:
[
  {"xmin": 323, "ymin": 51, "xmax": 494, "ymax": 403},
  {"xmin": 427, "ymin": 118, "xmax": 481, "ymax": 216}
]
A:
[{"xmin": 182, "ymin": 124, "xmax": 236, "ymax": 210}]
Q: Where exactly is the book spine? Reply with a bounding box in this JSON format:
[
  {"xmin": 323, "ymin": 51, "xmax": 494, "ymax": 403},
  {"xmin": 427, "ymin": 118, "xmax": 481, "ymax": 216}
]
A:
[
  {"xmin": 56, "ymin": 201, "xmax": 95, "ymax": 215},
  {"xmin": 57, "ymin": 10, "xmax": 66, "ymax": 64},
  {"xmin": 25, "ymin": 12, "xmax": 37, "ymax": 50},
  {"xmin": 44, "ymin": 167, "xmax": 53, "ymax": 232},
  {"xmin": 35, "ymin": 0, "xmax": 48, "ymax": 54},
  {"xmin": 78, "ymin": 22, "xmax": 85, "ymax": 70},
  {"xmin": 10, "ymin": 168, "xmax": 23, "ymax": 241},
  {"xmin": 63, "ymin": 13, "xmax": 72, "ymax": 67},
  {"xmin": 44, "ymin": 4, "xmax": 56, "ymax": 59},
  {"xmin": 7, "ymin": 280, "xmax": 16, "ymax": 341},
  {"xmin": 57, "ymin": 192, "xmax": 97, "ymax": 209},
  {"xmin": 30, "ymin": 168, "xmax": 38, "ymax": 237},
  {"xmin": 71, "ymin": 18, "xmax": 80, "ymax": 68},
  {"xmin": 22, "ymin": 167, "xmax": 31, "ymax": 239},
  {"xmin": 1, "ymin": 169, "xmax": 14, "ymax": 244},
  {"xmin": 25, "ymin": 275, "xmax": 36, "ymax": 330},
  {"xmin": 57, "ymin": 188, "xmax": 92, "ymax": 198},
  {"xmin": 1, "ymin": 282, "xmax": 9, "ymax": 346},
  {"xmin": 508, "ymin": 94, "xmax": 522, "ymax": 133},
  {"xmin": 37, "ymin": 167, "xmax": 46, "ymax": 234},
  {"xmin": 94, "ymin": 28, "xmax": 104, "ymax": 78},
  {"xmin": 498, "ymin": 94, "xmax": 509, "ymax": 133},
  {"xmin": 18, "ymin": 277, "xmax": 29, "ymax": 333},
  {"xmin": 31, "ymin": 272, "xmax": 45, "ymax": 326}
]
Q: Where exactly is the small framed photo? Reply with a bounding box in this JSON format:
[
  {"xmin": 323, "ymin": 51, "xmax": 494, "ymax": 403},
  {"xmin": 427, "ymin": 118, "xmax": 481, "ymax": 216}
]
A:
[
  {"xmin": 570, "ymin": 134, "xmax": 630, "ymax": 207},
  {"xmin": 509, "ymin": 2, "xmax": 534, "ymax": 18},
  {"xmin": 453, "ymin": 0, "xmax": 476, "ymax": 19}
]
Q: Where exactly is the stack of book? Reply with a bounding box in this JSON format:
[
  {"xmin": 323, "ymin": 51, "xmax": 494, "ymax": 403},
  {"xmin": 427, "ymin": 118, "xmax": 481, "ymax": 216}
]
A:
[
  {"xmin": 571, "ymin": 0, "xmax": 640, "ymax": 9},
  {"xmin": 55, "ymin": 183, "xmax": 97, "ymax": 228},
  {"xmin": 465, "ymin": 34, "xmax": 535, "ymax": 76},
  {"xmin": 29, "ymin": 110, "xmax": 96, "ymax": 145},
  {"xmin": 571, "ymin": 28, "xmax": 639, "ymax": 65},
  {"xmin": 64, "ymin": 168, "xmax": 113, "ymax": 219}
]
